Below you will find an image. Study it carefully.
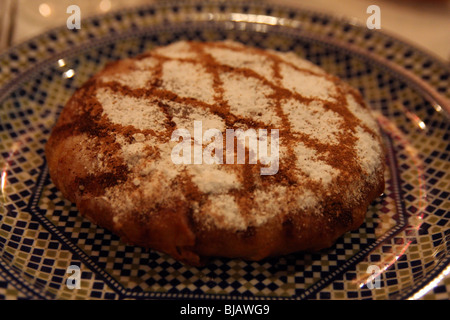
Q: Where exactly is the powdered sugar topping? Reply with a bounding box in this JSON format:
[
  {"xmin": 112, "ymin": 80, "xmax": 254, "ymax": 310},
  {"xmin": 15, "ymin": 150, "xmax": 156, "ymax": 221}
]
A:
[{"xmin": 92, "ymin": 40, "xmax": 383, "ymax": 231}]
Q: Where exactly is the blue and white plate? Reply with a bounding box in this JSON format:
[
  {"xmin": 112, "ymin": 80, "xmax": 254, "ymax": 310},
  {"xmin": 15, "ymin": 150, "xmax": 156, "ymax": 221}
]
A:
[{"xmin": 0, "ymin": 1, "xmax": 449, "ymax": 300}]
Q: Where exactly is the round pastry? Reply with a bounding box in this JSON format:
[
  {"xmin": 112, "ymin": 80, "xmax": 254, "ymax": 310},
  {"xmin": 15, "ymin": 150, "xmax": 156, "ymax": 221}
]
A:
[{"xmin": 45, "ymin": 40, "xmax": 385, "ymax": 266}]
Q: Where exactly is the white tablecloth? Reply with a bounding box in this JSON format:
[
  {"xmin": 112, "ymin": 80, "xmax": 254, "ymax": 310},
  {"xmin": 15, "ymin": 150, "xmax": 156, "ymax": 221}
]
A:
[{"xmin": 8, "ymin": 0, "xmax": 450, "ymax": 62}]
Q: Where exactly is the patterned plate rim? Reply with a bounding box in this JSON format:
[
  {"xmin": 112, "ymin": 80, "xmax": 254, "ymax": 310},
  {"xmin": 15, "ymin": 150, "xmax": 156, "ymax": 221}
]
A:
[{"xmin": 0, "ymin": 0, "xmax": 449, "ymax": 300}]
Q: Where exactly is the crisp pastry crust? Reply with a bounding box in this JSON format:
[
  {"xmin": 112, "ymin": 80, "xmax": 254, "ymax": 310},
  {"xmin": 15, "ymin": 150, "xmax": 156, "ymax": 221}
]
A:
[{"xmin": 45, "ymin": 40, "xmax": 385, "ymax": 265}]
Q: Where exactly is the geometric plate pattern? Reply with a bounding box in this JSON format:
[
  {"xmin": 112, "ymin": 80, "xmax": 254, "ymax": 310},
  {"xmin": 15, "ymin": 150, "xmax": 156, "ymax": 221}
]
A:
[{"xmin": 0, "ymin": 1, "xmax": 449, "ymax": 300}]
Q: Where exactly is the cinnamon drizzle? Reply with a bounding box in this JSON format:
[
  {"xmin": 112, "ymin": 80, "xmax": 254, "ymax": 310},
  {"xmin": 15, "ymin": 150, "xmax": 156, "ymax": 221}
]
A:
[{"xmin": 61, "ymin": 40, "xmax": 382, "ymax": 230}]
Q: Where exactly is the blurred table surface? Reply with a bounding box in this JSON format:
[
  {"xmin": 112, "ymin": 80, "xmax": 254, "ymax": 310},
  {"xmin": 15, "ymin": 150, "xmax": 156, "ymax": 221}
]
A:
[{"xmin": 3, "ymin": 0, "xmax": 450, "ymax": 62}]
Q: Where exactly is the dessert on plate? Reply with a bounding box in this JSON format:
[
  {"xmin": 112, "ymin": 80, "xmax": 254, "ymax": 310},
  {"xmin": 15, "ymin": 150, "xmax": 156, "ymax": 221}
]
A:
[{"xmin": 45, "ymin": 40, "xmax": 385, "ymax": 265}]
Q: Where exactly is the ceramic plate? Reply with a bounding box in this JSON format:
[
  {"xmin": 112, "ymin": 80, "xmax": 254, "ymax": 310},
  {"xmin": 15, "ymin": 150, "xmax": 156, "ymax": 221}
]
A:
[{"xmin": 0, "ymin": 1, "xmax": 449, "ymax": 300}]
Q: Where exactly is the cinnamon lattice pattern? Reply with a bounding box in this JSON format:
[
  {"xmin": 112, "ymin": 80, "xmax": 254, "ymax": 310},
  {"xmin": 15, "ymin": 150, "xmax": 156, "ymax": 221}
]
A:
[{"xmin": 0, "ymin": 1, "xmax": 448, "ymax": 300}]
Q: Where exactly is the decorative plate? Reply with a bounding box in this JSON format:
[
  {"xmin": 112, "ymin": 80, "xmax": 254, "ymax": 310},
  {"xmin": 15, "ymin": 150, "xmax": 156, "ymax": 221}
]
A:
[{"xmin": 0, "ymin": 0, "xmax": 449, "ymax": 300}]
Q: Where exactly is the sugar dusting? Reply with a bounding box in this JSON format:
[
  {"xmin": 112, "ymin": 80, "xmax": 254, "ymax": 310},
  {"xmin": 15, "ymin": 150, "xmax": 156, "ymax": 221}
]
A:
[
  {"xmin": 205, "ymin": 45, "xmax": 274, "ymax": 81},
  {"xmin": 188, "ymin": 165, "xmax": 241, "ymax": 194},
  {"xmin": 162, "ymin": 60, "xmax": 216, "ymax": 104},
  {"xmin": 201, "ymin": 194, "xmax": 245, "ymax": 231},
  {"xmin": 221, "ymin": 72, "xmax": 282, "ymax": 126},
  {"xmin": 96, "ymin": 87, "xmax": 168, "ymax": 132},
  {"xmin": 101, "ymin": 70, "xmax": 154, "ymax": 90},
  {"xmin": 294, "ymin": 141, "xmax": 339, "ymax": 186},
  {"xmin": 354, "ymin": 126, "xmax": 382, "ymax": 174},
  {"xmin": 282, "ymin": 99, "xmax": 343, "ymax": 145},
  {"xmin": 93, "ymin": 40, "xmax": 383, "ymax": 231},
  {"xmin": 279, "ymin": 63, "xmax": 338, "ymax": 102}
]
